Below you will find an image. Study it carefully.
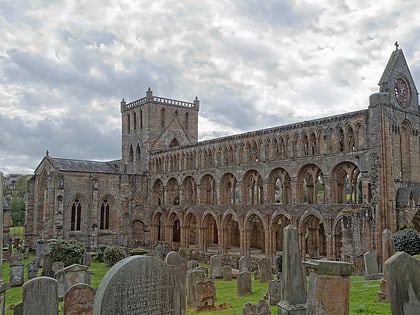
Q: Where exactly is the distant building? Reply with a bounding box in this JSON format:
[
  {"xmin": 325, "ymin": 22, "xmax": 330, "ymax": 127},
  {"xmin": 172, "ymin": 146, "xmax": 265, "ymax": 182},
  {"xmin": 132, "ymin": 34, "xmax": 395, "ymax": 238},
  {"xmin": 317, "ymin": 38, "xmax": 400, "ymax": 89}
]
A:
[{"xmin": 25, "ymin": 48, "xmax": 420, "ymax": 270}]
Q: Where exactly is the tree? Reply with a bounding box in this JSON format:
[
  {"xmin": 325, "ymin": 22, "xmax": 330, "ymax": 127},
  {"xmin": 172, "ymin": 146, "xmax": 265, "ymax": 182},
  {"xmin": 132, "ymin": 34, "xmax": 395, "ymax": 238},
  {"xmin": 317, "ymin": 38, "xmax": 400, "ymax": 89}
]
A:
[{"xmin": 5, "ymin": 175, "xmax": 31, "ymax": 226}]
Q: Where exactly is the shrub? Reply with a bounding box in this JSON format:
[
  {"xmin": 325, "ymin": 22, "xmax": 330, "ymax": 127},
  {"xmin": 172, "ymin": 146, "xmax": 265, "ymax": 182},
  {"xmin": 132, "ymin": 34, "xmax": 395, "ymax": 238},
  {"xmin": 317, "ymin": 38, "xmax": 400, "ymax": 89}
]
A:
[
  {"xmin": 95, "ymin": 245, "xmax": 108, "ymax": 262},
  {"xmin": 49, "ymin": 239, "xmax": 85, "ymax": 266},
  {"xmin": 103, "ymin": 246, "xmax": 127, "ymax": 266},
  {"xmin": 394, "ymin": 228, "xmax": 420, "ymax": 256}
]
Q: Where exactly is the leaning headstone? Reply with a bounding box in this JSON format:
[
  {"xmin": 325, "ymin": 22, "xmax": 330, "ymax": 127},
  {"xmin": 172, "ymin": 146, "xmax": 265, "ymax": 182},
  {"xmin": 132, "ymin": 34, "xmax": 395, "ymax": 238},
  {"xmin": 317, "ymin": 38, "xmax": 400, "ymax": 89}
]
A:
[
  {"xmin": 93, "ymin": 255, "xmax": 181, "ymax": 315},
  {"xmin": 63, "ymin": 283, "xmax": 96, "ymax": 315},
  {"xmin": 378, "ymin": 229, "xmax": 396, "ymax": 302},
  {"xmin": 243, "ymin": 299, "xmax": 271, "ymax": 315},
  {"xmin": 258, "ymin": 257, "xmax": 272, "ymax": 282},
  {"xmin": 304, "ymin": 260, "xmax": 353, "ymax": 315},
  {"xmin": 363, "ymin": 251, "xmax": 381, "ymax": 280},
  {"xmin": 210, "ymin": 255, "xmax": 223, "ymax": 279},
  {"xmin": 195, "ymin": 280, "xmax": 216, "ymax": 310},
  {"xmin": 237, "ymin": 271, "xmax": 252, "ymax": 296},
  {"xmin": 166, "ymin": 251, "xmax": 187, "ymax": 315},
  {"xmin": 385, "ymin": 251, "xmax": 420, "ymax": 315},
  {"xmin": 187, "ymin": 269, "xmax": 205, "ymax": 307},
  {"xmin": 10, "ymin": 261, "xmax": 24, "ymax": 287},
  {"xmin": 22, "ymin": 277, "xmax": 58, "ymax": 315},
  {"xmin": 239, "ymin": 256, "xmax": 251, "ymax": 273},
  {"xmin": 277, "ymin": 224, "xmax": 306, "ymax": 315},
  {"xmin": 27, "ymin": 261, "xmax": 38, "ymax": 280},
  {"xmin": 268, "ymin": 279, "xmax": 282, "ymax": 306},
  {"xmin": 222, "ymin": 265, "xmax": 232, "ymax": 281}
]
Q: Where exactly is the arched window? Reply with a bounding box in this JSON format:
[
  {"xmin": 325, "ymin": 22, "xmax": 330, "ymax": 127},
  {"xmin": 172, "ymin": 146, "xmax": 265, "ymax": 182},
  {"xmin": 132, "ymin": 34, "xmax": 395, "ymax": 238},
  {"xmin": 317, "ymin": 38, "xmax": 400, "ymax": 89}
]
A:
[
  {"xmin": 136, "ymin": 144, "xmax": 141, "ymax": 161},
  {"xmin": 100, "ymin": 200, "xmax": 110, "ymax": 230},
  {"xmin": 169, "ymin": 138, "xmax": 180, "ymax": 148},
  {"xmin": 71, "ymin": 199, "xmax": 81, "ymax": 231},
  {"xmin": 129, "ymin": 145, "xmax": 134, "ymax": 162}
]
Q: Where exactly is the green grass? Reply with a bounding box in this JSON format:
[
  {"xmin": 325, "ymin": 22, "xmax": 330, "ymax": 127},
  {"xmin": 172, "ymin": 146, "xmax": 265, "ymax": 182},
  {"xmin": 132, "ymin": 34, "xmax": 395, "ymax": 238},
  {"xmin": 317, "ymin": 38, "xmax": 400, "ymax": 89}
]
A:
[
  {"xmin": 9, "ymin": 227, "xmax": 24, "ymax": 240},
  {"xmin": 1, "ymin": 257, "xmax": 391, "ymax": 315}
]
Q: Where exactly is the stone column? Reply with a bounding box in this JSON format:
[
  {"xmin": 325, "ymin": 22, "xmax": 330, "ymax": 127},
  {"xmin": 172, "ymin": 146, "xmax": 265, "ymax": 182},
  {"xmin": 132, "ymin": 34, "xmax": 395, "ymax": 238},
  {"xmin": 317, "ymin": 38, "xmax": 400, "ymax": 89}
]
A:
[
  {"xmin": 304, "ymin": 260, "xmax": 353, "ymax": 315},
  {"xmin": 377, "ymin": 228, "xmax": 395, "ymax": 302},
  {"xmin": 277, "ymin": 224, "xmax": 306, "ymax": 315}
]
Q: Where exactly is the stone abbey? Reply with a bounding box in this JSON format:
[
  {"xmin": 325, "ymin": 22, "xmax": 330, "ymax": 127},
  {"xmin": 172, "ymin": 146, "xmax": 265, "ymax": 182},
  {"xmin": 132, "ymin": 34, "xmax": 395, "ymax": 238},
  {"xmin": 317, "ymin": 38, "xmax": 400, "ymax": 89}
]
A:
[{"xmin": 25, "ymin": 48, "xmax": 420, "ymax": 270}]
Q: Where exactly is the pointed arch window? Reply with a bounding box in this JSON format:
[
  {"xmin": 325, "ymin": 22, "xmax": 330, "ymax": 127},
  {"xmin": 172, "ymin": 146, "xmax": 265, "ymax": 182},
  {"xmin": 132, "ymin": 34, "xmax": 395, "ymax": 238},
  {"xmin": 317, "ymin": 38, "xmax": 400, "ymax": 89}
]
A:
[
  {"xmin": 100, "ymin": 199, "xmax": 110, "ymax": 230},
  {"xmin": 136, "ymin": 144, "xmax": 141, "ymax": 161},
  {"xmin": 129, "ymin": 145, "xmax": 134, "ymax": 162},
  {"xmin": 71, "ymin": 199, "xmax": 81, "ymax": 231}
]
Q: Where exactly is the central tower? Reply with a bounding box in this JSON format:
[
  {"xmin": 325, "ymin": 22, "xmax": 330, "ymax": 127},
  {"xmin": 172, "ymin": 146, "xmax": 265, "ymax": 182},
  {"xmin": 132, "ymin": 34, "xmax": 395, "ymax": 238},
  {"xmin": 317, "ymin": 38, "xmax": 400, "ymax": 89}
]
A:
[{"xmin": 120, "ymin": 88, "xmax": 200, "ymax": 174}]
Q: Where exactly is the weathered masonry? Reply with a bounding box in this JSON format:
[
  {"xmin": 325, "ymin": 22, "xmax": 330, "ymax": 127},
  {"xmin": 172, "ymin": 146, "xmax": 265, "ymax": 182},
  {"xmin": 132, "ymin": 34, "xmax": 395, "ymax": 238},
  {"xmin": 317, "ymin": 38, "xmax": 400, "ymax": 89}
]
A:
[{"xmin": 25, "ymin": 48, "xmax": 420, "ymax": 270}]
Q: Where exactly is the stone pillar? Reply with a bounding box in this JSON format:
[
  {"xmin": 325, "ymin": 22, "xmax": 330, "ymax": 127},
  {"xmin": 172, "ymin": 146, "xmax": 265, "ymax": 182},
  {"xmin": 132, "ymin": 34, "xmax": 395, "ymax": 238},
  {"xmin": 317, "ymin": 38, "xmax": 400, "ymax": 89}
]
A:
[
  {"xmin": 377, "ymin": 228, "xmax": 395, "ymax": 302},
  {"xmin": 304, "ymin": 260, "xmax": 353, "ymax": 315},
  {"xmin": 277, "ymin": 224, "xmax": 306, "ymax": 315}
]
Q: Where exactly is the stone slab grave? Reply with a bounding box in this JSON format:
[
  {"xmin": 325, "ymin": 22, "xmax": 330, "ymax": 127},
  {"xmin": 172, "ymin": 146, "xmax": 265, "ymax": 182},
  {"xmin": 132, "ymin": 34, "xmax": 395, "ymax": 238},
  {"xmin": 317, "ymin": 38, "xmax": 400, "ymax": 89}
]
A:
[
  {"xmin": 10, "ymin": 261, "xmax": 24, "ymax": 287},
  {"xmin": 165, "ymin": 251, "xmax": 187, "ymax": 315},
  {"xmin": 243, "ymin": 298, "xmax": 271, "ymax": 315},
  {"xmin": 194, "ymin": 280, "xmax": 216, "ymax": 310},
  {"xmin": 210, "ymin": 255, "xmax": 223, "ymax": 279},
  {"xmin": 22, "ymin": 276, "xmax": 58, "ymax": 315},
  {"xmin": 63, "ymin": 283, "xmax": 96, "ymax": 315},
  {"xmin": 93, "ymin": 255, "xmax": 181, "ymax": 315},
  {"xmin": 257, "ymin": 257, "xmax": 272, "ymax": 282},
  {"xmin": 384, "ymin": 251, "xmax": 420, "ymax": 315},
  {"xmin": 222, "ymin": 265, "xmax": 232, "ymax": 281},
  {"xmin": 187, "ymin": 269, "xmax": 205, "ymax": 307},
  {"xmin": 237, "ymin": 271, "xmax": 252, "ymax": 296},
  {"xmin": 239, "ymin": 256, "xmax": 251, "ymax": 273},
  {"xmin": 363, "ymin": 251, "xmax": 381, "ymax": 280}
]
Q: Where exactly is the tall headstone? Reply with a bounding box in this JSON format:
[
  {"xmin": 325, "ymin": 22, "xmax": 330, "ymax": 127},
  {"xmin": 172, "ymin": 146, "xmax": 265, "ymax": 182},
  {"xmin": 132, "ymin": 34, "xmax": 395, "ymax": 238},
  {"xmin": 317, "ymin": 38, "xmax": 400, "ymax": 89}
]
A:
[
  {"xmin": 63, "ymin": 264, "xmax": 91, "ymax": 291},
  {"xmin": 378, "ymin": 229, "xmax": 396, "ymax": 301},
  {"xmin": 267, "ymin": 279, "xmax": 282, "ymax": 306},
  {"xmin": 42, "ymin": 254, "xmax": 54, "ymax": 277},
  {"xmin": 384, "ymin": 251, "xmax": 420, "ymax": 315},
  {"xmin": 35, "ymin": 237, "xmax": 44, "ymax": 267},
  {"xmin": 363, "ymin": 251, "xmax": 381, "ymax": 280},
  {"xmin": 27, "ymin": 261, "xmax": 38, "ymax": 280},
  {"xmin": 166, "ymin": 251, "xmax": 187, "ymax": 315},
  {"xmin": 187, "ymin": 269, "xmax": 205, "ymax": 307},
  {"xmin": 22, "ymin": 277, "xmax": 58, "ymax": 315},
  {"xmin": 237, "ymin": 271, "xmax": 252, "ymax": 296},
  {"xmin": 194, "ymin": 280, "xmax": 216, "ymax": 310},
  {"xmin": 304, "ymin": 260, "xmax": 353, "ymax": 315},
  {"xmin": 258, "ymin": 257, "xmax": 272, "ymax": 282},
  {"xmin": 10, "ymin": 261, "xmax": 24, "ymax": 287},
  {"xmin": 63, "ymin": 283, "xmax": 96, "ymax": 315},
  {"xmin": 210, "ymin": 255, "xmax": 223, "ymax": 279},
  {"xmin": 277, "ymin": 224, "xmax": 306, "ymax": 315},
  {"xmin": 93, "ymin": 255, "xmax": 181, "ymax": 315},
  {"xmin": 239, "ymin": 256, "xmax": 251, "ymax": 273}
]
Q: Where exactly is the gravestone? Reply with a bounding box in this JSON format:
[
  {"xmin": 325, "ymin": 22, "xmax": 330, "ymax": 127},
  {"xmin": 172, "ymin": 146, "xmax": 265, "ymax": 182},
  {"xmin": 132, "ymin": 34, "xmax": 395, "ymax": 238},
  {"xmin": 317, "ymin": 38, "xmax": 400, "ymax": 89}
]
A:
[
  {"xmin": 237, "ymin": 271, "xmax": 252, "ymax": 296},
  {"xmin": 10, "ymin": 261, "xmax": 24, "ymax": 287},
  {"xmin": 277, "ymin": 224, "xmax": 306, "ymax": 315},
  {"xmin": 210, "ymin": 255, "xmax": 223, "ymax": 279},
  {"xmin": 243, "ymin": 299, "xmax": 271, "ymax": 315},
  {"xmin": 363, "ymin": 251, "xmax": 381, "ymax": 280},
  {"xmin": 222, "ymin": 265, "xmax": 232, "ymax": 281},
  {"xmin": 267, "ymin": 279, "xmax": 282, "ymax": 306},
  {"xmin": 52, "ymin": 261, "xmax": 64, "ymax": 275},
  {"xmin": 195, "ymin": 280, "xmax": 216, "ymax": 310},
  {"xmin": 63, "ymin": 264, "xmax": 91, "ymax": 292},
  {"xmin": 93, "ymin": 255, "xmax": 181, "ymax": 315},
  {"xmin": 258, "ymin": 257, "xmax": 272, "ymax": 282},
  {"xmin": 83, "ymin": 251, "xmax": 92, "ymax": 266},
  {"xmin": 304, "ymin": 260, "xmax": 353, "ymax": 315},
  {"xmin": 13, "ymin": 302, "xmax": 23, "ymax": 315},
  {"xmin": 36, "ymin": 237, "xmax": 44, "ymax": 267},
  {"xmin": 384, "ymin": 251, "xmax": 420, "ymax": 315},
  {"xmin": 27, "ymin": 261, "xmax": 38, "ymax": 280},
  {"xmin": 166, "ymin": 251, "xmax": 187, "ymax": 315},
  {"xmin": 55, "ymin": 270, "xmax": 66, "ymax": 300},
  {"xmin": 194, "ymin": 266, "xmax": 208, "ymax": 276},
  {"xmin": 178, "ymin": 248, "xmax": 188, "ymax": 259},
  {"xmin": 378, "ymin": 229, "xmax": 395, "ymax": 301},
  {"xmin": 42, "ymin": 254, "xmax": 54, "ymax": 277},
  {"xmin": 187, "ymin": 260, "xmax": 199, "ymax": 270},
  {"xmin": 187, "ymin": 269, "xmax": 205, "ymax": 307},
  {"xmin": 22, "ymin": 277, "xmax": 58, "ymax": 315},
  {"xmin": 23, "ymin": 248, "xmax": 29, "ymax": 260},
  {"xmin": 63, "ymin": 283, "xmax": 96, "ymax": 315},
  {"xmin": 239, "ymin": 256, "xmax": 251, "ymax": 273}
]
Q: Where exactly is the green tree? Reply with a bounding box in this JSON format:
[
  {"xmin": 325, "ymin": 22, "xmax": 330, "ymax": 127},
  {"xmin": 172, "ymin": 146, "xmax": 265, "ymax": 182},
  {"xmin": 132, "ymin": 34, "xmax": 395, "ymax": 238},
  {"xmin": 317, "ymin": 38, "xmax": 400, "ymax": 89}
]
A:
[{"xmin": 6, "ymin": 175, "xmax": 31, "ymax": 226}]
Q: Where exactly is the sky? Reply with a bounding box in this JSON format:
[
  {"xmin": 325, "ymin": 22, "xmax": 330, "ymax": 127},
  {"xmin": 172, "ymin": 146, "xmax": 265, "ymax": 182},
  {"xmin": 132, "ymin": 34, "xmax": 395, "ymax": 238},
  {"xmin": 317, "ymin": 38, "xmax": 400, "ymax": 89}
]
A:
[{"xmin": 1, "ymin": 0, "xmax": 420, "ymax": 175}]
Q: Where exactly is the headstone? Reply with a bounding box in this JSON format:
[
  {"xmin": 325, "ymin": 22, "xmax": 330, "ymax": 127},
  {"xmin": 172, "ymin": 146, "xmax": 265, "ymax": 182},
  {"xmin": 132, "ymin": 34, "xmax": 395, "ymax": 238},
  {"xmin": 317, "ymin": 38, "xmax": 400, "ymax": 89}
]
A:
[
  {"xmin": 187, "ymin": 260, "xmax": 199, "ymax": 270},
  {"xmin": 195, "ymin": 280, "xmax": 216, "ymax": 310},
  {"xmin": 52, "ymin": 261, "xmax": 64, "ymax": 274},
  {"xmin": 237, "ymin": 271, "xmax": 252, "ymax": 296},
  {"xmin": 222, "ymin": 265, "xmax": 232, "ymax": 281},
  {"xmin": 258, "ymin": 257, "xmax": 272, "ymax": 282},
  {"xmin": 84, "ymin": 251, "xmax": 92, "ymax": 266},
  {"xmin": 63, "ymin": 264, "xmax": 91, "ymax": 292},
  {"xmin": 42, "ymin": 254, "xmax": 54, "ymax": 277},
  {"xmin": 0, "ymin": 282, "xmax": 9, "ymax": 314},
  {"xmin": 9, "ymin": 253, "xmax": 19, "ymax": 265},
  {"xmin": 363, "ymin": 251, "xmax": 381, "ymax": 280},
  {"xmin": 243, "ymin": 299, "xmax": 271, "ymax": 315},
  {"xmin": 277, "ymin": 224, "xmax": 306, "ymax": 315},
  {"xmin": 22, "ymin": 277, "xmax": 58, "ymax": 315},
  {"xmin": 194, "ymin": 266, "xmax": 208, "ymax": 276},
  {"xmin": 378, "ymin": 229, "xmax": 396, "ymax": 302},
  {"xmin": 210, "ymin": 255, "xmax": 223, "ymax": 279},
  {"xmin": 36, "ymin": 237, "xmax": 44, "ymax": 267},
  {"xmin": 10, "ymin": 261, "xmax": 24, "ymax": 287},
  {"xmin": 384, "ymin": 251, "xmax": 420, "ymax": 315},
  {"xmin": 304, "ymin": 260, "xmax": 353, "ymax": 315},
  {"xmin": 268, "ymin": 279, "xmax": 282, "ymax": 306},
  {"xmin": 13, "ymin": 302, "xmax": 23, "ymax": 315},
  {"xmin": 239, "ymin": 256, "xmax": 251, "ymax": 273},
  {"xmin": 93, "ymin": 255, "xmax": 181, "ymax": 315},
  {"xmin": 178, "ymin": 248, "xmax": 188, "ymax": 259},
  {"xmin": 166, "ymin": 251, "xmax": 187, "ymax": 315},
  {"xmin": 27, "ymin": 261, "xmax": 38, "ymax": 280},
  {"xmin": 187, "ymin": 269, "xmax": 205, "ymax": 307},
  {"xmin": 23, "ymin": 248, "xmax": 29, "ymax": 260},
  {"xmin": 63, "ymin": 283, "xmax": 96, "ymax": 315},
  {"xmin": 55, "ymin": 270, "xmax": 66, "ymax": 300}
]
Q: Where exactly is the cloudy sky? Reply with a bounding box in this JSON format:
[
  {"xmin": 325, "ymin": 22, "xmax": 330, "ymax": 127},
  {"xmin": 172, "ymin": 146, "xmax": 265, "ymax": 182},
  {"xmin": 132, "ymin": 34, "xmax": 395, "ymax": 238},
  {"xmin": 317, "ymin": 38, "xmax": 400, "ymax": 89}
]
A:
[{"xmin": 1, "ymin": 0, "xmax": 420, "ymax": 175}]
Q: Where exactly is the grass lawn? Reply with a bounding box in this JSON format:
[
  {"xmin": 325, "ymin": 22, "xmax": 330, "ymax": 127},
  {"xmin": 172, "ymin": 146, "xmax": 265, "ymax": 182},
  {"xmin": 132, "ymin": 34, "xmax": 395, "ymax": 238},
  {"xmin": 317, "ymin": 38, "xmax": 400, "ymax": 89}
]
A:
[{"xmin": 1, "ymin": 256, "xmax": 391, "ymax": 315}]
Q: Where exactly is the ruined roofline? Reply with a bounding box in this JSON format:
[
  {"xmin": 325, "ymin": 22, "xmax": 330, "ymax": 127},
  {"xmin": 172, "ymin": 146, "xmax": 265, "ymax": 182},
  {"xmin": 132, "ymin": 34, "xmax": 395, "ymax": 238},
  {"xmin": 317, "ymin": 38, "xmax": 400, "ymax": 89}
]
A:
[{"xmin": 152, "ymin": 108, "xmax": 368, "ymax": 155}]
